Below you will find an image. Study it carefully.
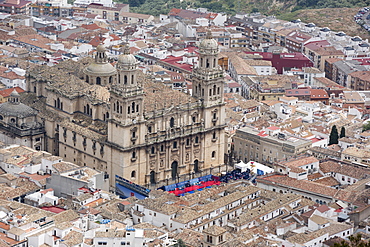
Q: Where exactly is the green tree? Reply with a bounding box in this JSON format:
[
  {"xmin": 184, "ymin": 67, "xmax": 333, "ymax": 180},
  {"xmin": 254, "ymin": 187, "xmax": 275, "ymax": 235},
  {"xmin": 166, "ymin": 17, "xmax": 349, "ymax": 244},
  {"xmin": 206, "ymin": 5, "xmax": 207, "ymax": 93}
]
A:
[
  {"xmin": 172, "ymin": 239, "xmax": 187, "ymax": 247},
  {"xmin": 363, "ymin": 121, "xmax": 370, "ymax": 132},
  {"xmin": 329, "ymin": 125, "xmax": 339, "ymax": 145},
  {"xmin": 340, "ymin": 126, "xmax": 346, "ymax": 138}
]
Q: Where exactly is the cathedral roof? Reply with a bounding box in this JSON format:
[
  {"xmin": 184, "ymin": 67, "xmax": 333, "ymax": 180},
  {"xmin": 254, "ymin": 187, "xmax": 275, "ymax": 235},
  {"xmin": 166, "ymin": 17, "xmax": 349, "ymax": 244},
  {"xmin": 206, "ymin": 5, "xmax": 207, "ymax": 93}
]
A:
[
  {"xmin": 0, "ymin": 102, "xmax": 37, "ymax": 118},
  {"xmin": 143, "ymin": 81, "xmax": 198, "ymax": 112}
]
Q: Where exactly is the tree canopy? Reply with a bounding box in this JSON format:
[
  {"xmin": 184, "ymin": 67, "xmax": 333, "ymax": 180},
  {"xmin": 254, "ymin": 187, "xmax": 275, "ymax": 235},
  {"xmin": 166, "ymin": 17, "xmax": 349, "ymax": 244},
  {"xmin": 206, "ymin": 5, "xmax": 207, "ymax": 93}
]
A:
[
  {"xmin": 340, "ymin": 126, "xmax": 346, "ymax": 138},
  {"xmin": 329, "ymin": 125, "xmax": 339, "ymax": 145}
]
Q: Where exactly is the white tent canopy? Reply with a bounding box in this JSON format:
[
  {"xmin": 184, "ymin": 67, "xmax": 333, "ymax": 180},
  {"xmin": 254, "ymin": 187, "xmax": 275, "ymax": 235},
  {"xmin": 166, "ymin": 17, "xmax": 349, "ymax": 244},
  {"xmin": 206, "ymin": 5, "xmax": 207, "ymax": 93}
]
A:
[{"xmin": 235, "ymin": 161, "xmax": 274, "ymax": 175}]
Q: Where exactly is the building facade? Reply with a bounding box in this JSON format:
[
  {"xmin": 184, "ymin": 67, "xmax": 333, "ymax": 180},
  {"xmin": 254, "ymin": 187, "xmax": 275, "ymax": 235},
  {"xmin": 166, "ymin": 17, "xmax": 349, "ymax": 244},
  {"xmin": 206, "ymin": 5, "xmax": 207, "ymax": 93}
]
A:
[
  {"xmin": 233, "ymin": 126, "xmax": 312, "ymax": 164},
  {"xmin": 26, "ymin": 34, "xmax": 226, "ymax": 190}
]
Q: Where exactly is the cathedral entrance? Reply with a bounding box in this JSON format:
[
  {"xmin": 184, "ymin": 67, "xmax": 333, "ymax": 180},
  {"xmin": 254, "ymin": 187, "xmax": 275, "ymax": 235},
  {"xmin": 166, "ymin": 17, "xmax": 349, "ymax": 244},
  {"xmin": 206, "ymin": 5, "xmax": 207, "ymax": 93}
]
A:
[
  {"xmin": 171, "ymin": 161, "xmax": 178, "ymax": 180},
  {"xmin": 150, "ymin": 171, "xmax": 156, "ymax": 184},
  {"xmin": 194, "ymin": 160, "xmax": 199, "ymax": 173}
]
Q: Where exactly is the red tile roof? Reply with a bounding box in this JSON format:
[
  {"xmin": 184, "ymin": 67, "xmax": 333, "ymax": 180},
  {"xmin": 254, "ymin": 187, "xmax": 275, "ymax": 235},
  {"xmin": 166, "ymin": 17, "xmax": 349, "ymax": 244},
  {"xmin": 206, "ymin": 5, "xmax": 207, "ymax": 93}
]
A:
[
  {"xmin": 310, "ymin": 89, "xmax": 329, "ymax": 99},
  {"xmin": 0, "ymin": 87, "xmax": 24, "ymax": 98}
]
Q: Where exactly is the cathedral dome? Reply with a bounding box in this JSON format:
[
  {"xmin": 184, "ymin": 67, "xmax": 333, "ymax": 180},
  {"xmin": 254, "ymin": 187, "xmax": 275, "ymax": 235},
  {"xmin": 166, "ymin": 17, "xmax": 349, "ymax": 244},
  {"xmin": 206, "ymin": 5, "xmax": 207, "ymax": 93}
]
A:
[
  {"xmin": 84, "ymin": 45, "xmax": 116, "ymax": 76},
  {"xmin": 85, "ymin": 62, "xmax": 117, "ymax": 76},
  {"xmin": 117, "ymin": 45, "xmax": 138, "ymax": 67},
  {"xmin": 118, "ymin": 53, "xmax": 137, "ymax": 66},
  {"xmin": 0, "ymin": 102, "xmax": 37, "ymax": 118},
  {"xmin": 199, "ymin": 30, "xmax": 218, "ymax": 51},
  {"xmin": 96, "ymin": 44, "xmax": 106, "ymax": 52}
]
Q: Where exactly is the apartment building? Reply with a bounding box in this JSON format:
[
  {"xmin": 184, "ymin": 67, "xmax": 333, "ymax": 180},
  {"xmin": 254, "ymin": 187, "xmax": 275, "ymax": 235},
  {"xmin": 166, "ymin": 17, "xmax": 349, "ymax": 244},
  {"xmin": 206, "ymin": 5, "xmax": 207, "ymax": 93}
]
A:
[{"xmin": 233, "ymin": 126, "xmax": 312, "ymax": 164}]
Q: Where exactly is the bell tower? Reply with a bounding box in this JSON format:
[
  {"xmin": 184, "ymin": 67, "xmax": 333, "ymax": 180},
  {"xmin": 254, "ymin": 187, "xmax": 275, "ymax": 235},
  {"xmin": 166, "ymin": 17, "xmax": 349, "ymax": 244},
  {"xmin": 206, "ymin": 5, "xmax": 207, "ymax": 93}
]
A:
[
  {"xmin": 108, "ymin": 45, "xmax": 144, "ymax": 147},
  {"xmin": 192, "ymin": 30, "xmax": 224, "ymax": 107}
]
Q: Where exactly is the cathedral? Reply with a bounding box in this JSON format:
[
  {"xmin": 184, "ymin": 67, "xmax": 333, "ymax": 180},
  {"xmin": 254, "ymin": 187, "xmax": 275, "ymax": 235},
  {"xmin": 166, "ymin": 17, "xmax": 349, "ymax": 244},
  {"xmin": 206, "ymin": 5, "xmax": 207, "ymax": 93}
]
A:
[{"xmin": 24, "ymin": 32, "xmax": 226, "ymax": 190}]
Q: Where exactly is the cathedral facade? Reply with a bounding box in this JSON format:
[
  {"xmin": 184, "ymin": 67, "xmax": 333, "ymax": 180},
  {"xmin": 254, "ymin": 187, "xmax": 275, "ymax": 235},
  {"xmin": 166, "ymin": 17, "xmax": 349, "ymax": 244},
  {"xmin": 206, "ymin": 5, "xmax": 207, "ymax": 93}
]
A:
[{"xmin": 26, "ymin": 33, "xmax": 226, "ymax": 190}]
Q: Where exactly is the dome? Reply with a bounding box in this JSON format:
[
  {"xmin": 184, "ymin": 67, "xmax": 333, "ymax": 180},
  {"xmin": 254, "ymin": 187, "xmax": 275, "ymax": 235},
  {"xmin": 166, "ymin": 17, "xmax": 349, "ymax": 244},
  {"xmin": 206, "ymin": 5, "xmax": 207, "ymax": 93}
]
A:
[
  {"xmin": 0, "ymin": 102, "xmax": 37, "ymax": 118},
  {"xmin": 84, "ymin": 45, "xmax": 117, "ymax": 76},
  {"xmin": 118, "ymin": 46, "xmax": 137, "ymax": 65},
  {"xmin": 117, "ymin": 45, "xmax": 138, "ymax": 67},
  {"xmin": 199, "ymin": 30, "xmax": 218, "ymax": 51},
  {"xmin": 96, "ymin": 44, "xmax": 106, "ymax": 52},
  {"xmin": 85, "ymin": 62, "xmax": 117, "ymax": 76},
  {"xmin": 118, "ymin": 54, "xmax": 137, "ymax": 65}
]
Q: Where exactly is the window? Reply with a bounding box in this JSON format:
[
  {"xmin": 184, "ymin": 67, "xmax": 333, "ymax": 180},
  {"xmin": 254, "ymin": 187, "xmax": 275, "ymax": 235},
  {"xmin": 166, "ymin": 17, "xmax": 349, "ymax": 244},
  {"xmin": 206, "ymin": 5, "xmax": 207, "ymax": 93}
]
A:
[
  {"xmin": 160, "ymin": 145, "xmax": 164, "ymax": 152},
  {"xmin": 195, "ymin": 136, "xmax": 199, "ymax": 143},
  {"xmin": 98, "ymin": 242, "xmax": 107, "ymax": 246},
  {"xmin": 131, "ymin": 170, "xmax": 136, "ymax": 178},
  {"xmin": 186, "ymin": 138, "xmax": 190, "ymax": 146},
  {"xmin": 173, "ymin": 141, "xmax": 177, "ymax": 149},
  {"xmin": 151, "ymin": 146, "xmax": 155, "ymax": 154},
  {"xmin": 170, "ymin": 117, "xmax": 175, "ymax": 128},
  {"xmin": 132, "ymin": 151, "xmax": 136, "ymax": 159},
  {"xmin": 212, "ymin": 151, "xmax": 216, "ymax": 158},
  {"xmin": 148, "ymin": 126, "xmax": 152, "ymax": 133}
]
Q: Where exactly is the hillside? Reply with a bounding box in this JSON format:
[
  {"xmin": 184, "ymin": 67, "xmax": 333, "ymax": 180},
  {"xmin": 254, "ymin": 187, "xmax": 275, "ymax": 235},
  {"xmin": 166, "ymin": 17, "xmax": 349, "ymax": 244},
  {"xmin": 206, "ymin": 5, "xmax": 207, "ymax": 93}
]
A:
[{"xmin": 279, "ymin": 8, "xmax": 370, "ymax": 40}]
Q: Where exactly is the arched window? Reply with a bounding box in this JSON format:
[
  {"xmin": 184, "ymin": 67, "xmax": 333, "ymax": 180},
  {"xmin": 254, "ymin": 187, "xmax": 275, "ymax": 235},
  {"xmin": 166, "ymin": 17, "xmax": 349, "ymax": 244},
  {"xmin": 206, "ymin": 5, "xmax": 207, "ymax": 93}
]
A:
[
  {"xmin": 194, "ymin": 160, "xmax": 199, "ymax": 173},
  {"xmin": 109, "ymin": 76, "xmax": 113, "ymax": 84},
  {"xmin": 213, "ymin": 85, "xmax": 216, "ymax": 95},
  {"xmin": 132, "ymin": 75, "xmax": 134, "ymax": 84},
  {"xmin": 173, "ymin": 141, "xmax": 177, "ymax": 149},
  {"xmin": 116, "ymin": 102, "xmax": 119, "ymax": 113},
  {"xmin": 212, "ymin": 132, "xmax": 216, "ymax": 139},
  {"xmin": 170, "ymin": 117, "xmax": 175, "ymax": 128},
  {"xmin": 212, "ymin": 151, "xmax": 216, "ymax": 158},
  {"xmin": 132, "ymin": 102, "xmax": 135, "ymax": 113},
  {"xmin": 150, "ymin": 171, "xmax": 156, "ymax": 184},
  {"xmin": 195, "ymin": 136, "xmax": 199, "ymax": 143},
  {"xmin": 96, "ymin": 77, "xmax": 101, "ymax": 85},
  {"xmin": 136, "ymin": 105, "xmax": 139, "ymax": 112},
  {"xmin": 209, "ymin": 89, "xmax": 212, "ymax": 96},
  {"xmin": 86, "ymin": 75, "xmax": 89, "ymax": 83},
  {"xmin": 132, "ymin": 151, "xmax": 136, "ymax": 159},
  {"xmin": 128, "ymin": 106, "xmax": 130, "ymax": 114},
  {"xmin": 124, "ymin": 75, "xmax": 128, "ymax": 84},
  {"xmin": 206, "ymin": 59, "xmax": 209, "ymax": 68},
  {"xmin": 106, "ymin": 112, "xmax": 109, "ymax": 120},
  {"xmin": 217, "ymin": 87, "xmax": 220, "ymax": 95},
  {"xmin": 118, "ymin": 75, "xmax": 121, "ymax": 84},
  {"xmin": 160, "ymin": 145, "xmax": 164, "ymax": 152},
  {"xmin": 131, "ymin": 170, "xmax": 136, "ymax": 178},
  {"xmin": 151, "ymin": 146, "xmax": 155, "ymax": 154},
  {"xmin": 171, "ymin": 161, "xmax": 178, "ymax": 180}
]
